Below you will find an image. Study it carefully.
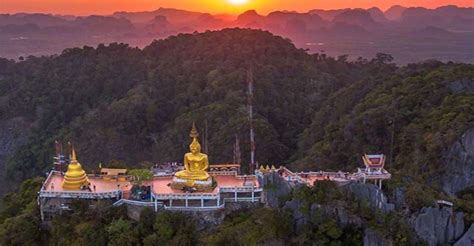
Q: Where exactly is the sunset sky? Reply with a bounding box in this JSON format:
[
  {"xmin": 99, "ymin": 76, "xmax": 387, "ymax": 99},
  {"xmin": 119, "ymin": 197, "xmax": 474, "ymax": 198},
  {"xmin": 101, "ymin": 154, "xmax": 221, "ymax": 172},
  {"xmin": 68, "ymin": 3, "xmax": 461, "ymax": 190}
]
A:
[{"xmin": 1, "ymin": 0, "xmax": 473, "ymax": 15}]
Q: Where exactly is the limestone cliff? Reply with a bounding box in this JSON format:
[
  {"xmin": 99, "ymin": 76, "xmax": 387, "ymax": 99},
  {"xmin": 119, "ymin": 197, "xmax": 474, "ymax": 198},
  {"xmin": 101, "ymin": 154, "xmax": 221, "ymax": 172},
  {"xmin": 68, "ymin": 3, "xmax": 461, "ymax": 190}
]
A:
[
  {"xmin": 455, "ymin": 224, "xmax": 474, "ymax": 246},
  {"xmin": 411, "ymin": 207, "xmax": 465, "ymax": 246},
  {"xmin": 363, "ymin": 228, "xmax": 393, "ymax": 246},
  {"xmin": 343, "ymin": 183, "xmax": 395, "ymax": 213},
  {"xmin": 441, "ymin": 128, "xmax": 474, "ymax": 196},
  {"xmin": 260, "ymin": 171, "xmax": 294, "ymax": 208}
]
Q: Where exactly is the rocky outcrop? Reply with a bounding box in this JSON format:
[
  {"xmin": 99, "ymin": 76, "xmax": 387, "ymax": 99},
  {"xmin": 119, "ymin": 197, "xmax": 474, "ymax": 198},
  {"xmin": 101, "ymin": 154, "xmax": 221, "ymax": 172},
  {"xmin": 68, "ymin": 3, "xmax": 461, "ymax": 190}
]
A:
[
  {"xmin": 447, "ymin": 78, "xmax": 474, "ymax": 94},
  {"xmin": 391, "ymin": 187, "xmax": 407, "ymax": 210},
  {"xmin": 344, "ymin": 183, "xmax": 395, "ymax": 213},
  {"xmin": 260, "ymin": 172, "xmax": 294, "ymax": 208},
  {"xmin": 318, "ymin": 204, "xmax": 364, "ymax": 227},
  {"xmin": 411, "ymin": 207, "xmax": 465, "ymax": 246},
  {"xmin": 363, "ymin": 228, "xmax": 393, "ymax": 246},
  {"xmin": 283, "ymin": 199, "xmax": 363, "ymax": 232},
  {"xmin": 442, "ymin": 128, "xmax": 474, "ymax": 196},
  {"xmin": 455, "ymin": 224, "xmax": 474, "ymax": 246},
  {"xmin": 283, "ymin": 199, "xmax": 308, "ymax": 231}
]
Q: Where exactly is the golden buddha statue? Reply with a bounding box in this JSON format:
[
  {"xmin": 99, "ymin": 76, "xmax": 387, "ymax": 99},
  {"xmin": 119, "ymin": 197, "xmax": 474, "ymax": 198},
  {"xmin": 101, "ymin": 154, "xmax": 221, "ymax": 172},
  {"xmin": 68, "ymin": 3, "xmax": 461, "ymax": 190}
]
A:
[
  {"xmin": 172, "ymin": 124, "xmax": 212, "ymax": 190},
  {"xmin": 62, "ymin": 144, "xmax": 89, "ymax": 190},
  {"xmin": 175, "ymin": 124, "xmax": 210, "ymax": 181}
]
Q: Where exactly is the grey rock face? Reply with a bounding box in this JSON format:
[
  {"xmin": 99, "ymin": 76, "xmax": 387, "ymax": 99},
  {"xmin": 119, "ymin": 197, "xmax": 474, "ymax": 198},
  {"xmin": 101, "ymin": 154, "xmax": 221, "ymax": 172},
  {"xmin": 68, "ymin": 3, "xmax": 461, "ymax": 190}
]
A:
[
  {"xmin": 363, "ymin": 228, "xmax": 393, "ymax": 246},
  {"xmin": 455, "ymin": 224, "xmax": 474, "ymax": 246},
  {"xmin": 442, "ymin": 128, "xmax": 474, "ymax": 196},
  {"xmin": 283, "ymin": 199, "xmax": 364, "ymax": 233},
  {"xmin": 392, "ymin": 187, "xmax": 407, "ymax": 210},
  {"xmin": 447, "ymin": 78, "xmax": 474, "ymax": 94},
  {"xmin": 261, "ymin": 171, "xmax": 293, "ymax": 208},
  {"xmin": 344, "ymin": 183, "xmax": 395, "ymax": 213},
  {"xmin": 319, "ymin": 204, "xmax": 364, "ymax": 227},
  {"xmin": 283, "ymin": 199, "xmax": 308, "ymax": 231},
  {"xmin": 412, "ymin": 207, "xmax": 465, "ymax": 246}
]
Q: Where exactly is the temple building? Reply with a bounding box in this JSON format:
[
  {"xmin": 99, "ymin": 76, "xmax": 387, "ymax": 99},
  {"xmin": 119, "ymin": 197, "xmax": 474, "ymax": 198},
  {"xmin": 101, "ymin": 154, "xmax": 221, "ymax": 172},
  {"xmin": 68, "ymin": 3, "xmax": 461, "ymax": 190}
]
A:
[
  {"xmin": 38, "ymin": 125, "xmax": 391, "ymax": 221},
  {"xmin": 38, "ymin": 125, "xmax": 263, "ymax": 220}
]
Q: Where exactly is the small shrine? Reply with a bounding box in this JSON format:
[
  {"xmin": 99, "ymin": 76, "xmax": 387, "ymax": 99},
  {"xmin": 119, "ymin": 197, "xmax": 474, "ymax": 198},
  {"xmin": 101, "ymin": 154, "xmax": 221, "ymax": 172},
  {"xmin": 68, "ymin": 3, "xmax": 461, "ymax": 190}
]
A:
[
  {"xmin": 360, "ymin": 154, "xmax": 389, "ymax": 188},
  {"xmin": 362, "ymin": 154, "xmax": 386, "ymax": 174}
]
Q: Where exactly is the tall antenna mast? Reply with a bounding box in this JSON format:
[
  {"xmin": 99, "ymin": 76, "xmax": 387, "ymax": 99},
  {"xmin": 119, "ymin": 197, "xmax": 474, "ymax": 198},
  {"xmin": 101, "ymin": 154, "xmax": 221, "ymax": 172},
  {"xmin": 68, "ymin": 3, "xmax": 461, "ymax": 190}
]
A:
[
  {"xmin": 233, "ymin": 134, "xmax": 242, "ymax": 165},
  {"xmin": 204, "ymin": 120, "xmax": 209, "ymax": 154},
  {"xmin": 54, "ymin": 140, "xmax": 60, "ymax": 170},
  {"xmin": 247, "ymin": 69, "xmax": 256, "ymax": 172}
]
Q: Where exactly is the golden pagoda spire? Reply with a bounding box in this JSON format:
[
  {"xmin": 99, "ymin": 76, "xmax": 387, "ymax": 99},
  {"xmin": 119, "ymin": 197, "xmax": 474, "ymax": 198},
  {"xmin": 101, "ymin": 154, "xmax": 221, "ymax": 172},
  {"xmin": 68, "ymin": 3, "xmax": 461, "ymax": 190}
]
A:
[
  {"xmin": 71, "ymin": 145, "xmax": 77, "ymax": 163},
  {"xmin": 190, "ymin": 122, "xmax": 199, "ymax": 139},
  {"xmin": 271, "ymin": 165, "xmax": 276, "ymax": 171},
  {"xmin": 62, "ymin": 143, "xmax": 89, "ymax": 190}
]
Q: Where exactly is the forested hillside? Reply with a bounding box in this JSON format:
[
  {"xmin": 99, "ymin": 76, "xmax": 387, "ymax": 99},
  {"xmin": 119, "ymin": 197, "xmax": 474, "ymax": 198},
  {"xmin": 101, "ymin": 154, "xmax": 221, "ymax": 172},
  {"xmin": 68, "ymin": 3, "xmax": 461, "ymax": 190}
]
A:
[
  {"xmin": 0, "ymin": 28, "xmax": 472, "ymax": 189},
  {"xmin": 0, "ymin": 27, "xmax": 473, "ymax": 245}
]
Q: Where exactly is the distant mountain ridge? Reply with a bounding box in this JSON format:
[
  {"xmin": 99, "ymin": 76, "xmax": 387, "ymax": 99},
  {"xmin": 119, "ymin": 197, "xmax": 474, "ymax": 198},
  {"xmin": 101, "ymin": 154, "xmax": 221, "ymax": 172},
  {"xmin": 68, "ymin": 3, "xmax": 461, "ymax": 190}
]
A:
[{"xmin": 0, "ymin": 5, "xmax": 473, "ymax": 64}]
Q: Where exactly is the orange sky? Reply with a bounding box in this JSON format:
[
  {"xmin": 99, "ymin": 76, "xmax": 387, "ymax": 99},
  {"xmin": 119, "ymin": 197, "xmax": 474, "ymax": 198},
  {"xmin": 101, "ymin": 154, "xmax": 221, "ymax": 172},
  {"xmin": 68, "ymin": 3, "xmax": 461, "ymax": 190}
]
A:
[{"xmin": 1, "ymin": 0, "xmax": 473, "ymax": 15}]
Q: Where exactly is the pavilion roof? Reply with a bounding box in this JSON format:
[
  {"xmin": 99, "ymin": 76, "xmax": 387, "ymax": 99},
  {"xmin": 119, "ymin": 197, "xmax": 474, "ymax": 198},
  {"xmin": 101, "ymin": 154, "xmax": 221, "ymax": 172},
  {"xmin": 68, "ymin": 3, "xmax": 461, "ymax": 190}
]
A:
[{"xmin": 363, "ymin": 154, "xmax": 385, "ymax": 168}]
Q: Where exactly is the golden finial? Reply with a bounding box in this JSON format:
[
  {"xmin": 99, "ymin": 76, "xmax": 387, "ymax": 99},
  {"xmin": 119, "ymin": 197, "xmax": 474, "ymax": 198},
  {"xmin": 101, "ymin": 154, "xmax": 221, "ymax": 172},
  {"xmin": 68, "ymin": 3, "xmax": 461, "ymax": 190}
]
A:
[
  {"xmin": 190, "ymin": 122, "xmax": 199, "ymax": 139},
  {"xmin": 259, "ymin": 165, "xmax": 265, "ymax": 171},
  {"xmin": 68, "ymin": 142, "xmax": 77, "ymax": 164},
  {"xmin": 265, "ymin": 165, "xmax": 270, "ymax": 171},
  {"xmin": 271, "ymin": 165, "xmax": 276, "ymax": 171},
  {"xmin": 71, "ymin": 147, "xmax": 77, "ymax": 162}
]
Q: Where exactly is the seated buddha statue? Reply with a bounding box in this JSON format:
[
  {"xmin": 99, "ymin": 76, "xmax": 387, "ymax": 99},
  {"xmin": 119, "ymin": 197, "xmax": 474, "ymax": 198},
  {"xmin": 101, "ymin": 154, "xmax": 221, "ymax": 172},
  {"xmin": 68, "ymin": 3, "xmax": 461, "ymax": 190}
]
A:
[{"xmin": 174, "ymin": 124, "xmax": 210, "ymax": 181}]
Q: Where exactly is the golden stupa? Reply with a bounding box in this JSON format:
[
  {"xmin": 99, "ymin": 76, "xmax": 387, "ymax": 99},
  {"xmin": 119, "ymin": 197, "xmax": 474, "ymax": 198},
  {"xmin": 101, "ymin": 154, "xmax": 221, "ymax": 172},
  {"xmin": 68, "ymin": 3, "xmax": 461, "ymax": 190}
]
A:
[{"xmin": 62, "ymin": 144, "xmax": 89, "ymax": 190}]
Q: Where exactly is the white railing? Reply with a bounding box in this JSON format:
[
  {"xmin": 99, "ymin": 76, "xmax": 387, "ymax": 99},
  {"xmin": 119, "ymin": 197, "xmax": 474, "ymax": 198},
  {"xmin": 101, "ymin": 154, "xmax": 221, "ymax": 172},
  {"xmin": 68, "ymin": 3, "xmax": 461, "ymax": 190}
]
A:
[
  {"xmin": 224, "ymin": 197, "xmax": 261, "ymax": 202},
  {"xmin": 112, "ymin": 199, "xmax": 124, "ymax": 206},
  {"xmin": 153, "ymin": 192, "xmax": 219, "ymax": 200},
  {"xmin": 278, "ymin": 166, "xmax": 392, "ymax": 185},
  {"xmin": 113, "ymin": 199, "xmax": 158, "ymax": 207},
  {"xmin": 209, "ymin": 171, "xmax": 238, "ymax": 176},
  {"xmin": 40, "ymin": 190, "xmax": 121, "ymax": 199},
  {"xmin": 219, "ymin": 186, "xmax": 262, "ymax": 192},
  {"xmin": 164, "ymin": 203, "xmax": 226, "ymax": 211}
]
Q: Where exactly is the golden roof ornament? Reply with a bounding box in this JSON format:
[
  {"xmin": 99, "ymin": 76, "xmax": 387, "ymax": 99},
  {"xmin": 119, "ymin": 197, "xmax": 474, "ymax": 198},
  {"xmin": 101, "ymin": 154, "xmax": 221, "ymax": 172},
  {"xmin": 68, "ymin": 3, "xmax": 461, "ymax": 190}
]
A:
[{"xmin": 190, "ymin": 122, "xmax": 199, "ymax": 139}]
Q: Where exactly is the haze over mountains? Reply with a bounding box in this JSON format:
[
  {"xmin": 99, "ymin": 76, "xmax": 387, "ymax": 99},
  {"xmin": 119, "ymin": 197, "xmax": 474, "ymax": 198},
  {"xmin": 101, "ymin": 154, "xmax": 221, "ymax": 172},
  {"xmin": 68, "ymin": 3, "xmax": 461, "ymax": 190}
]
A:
[{"xmin": 1, "ymin": 5, "xmax": 473, "ymax": 64}]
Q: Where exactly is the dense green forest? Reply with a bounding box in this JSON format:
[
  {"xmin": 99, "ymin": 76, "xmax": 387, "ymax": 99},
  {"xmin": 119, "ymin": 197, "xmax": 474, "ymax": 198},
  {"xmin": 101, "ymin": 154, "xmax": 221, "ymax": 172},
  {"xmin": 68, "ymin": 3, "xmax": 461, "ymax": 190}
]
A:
[
  {"xmin": 1, "ymin": 29, "xmax": 472, "ymax": 183},
  {"xmin": 0, "ymin": 28, "xmax": 473, "ymax": 244}
]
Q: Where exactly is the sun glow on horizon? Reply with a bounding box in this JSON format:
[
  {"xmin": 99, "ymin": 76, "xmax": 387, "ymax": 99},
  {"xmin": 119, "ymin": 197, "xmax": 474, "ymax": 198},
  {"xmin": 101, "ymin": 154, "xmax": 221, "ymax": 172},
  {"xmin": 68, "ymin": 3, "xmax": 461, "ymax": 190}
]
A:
[
  {"xmin": 228, "ymin": 0, "xmax": 249, "ymax": 5},
  {"xmin": 1, "ymin": 0, "xmax": 473, "ymax": 16}
]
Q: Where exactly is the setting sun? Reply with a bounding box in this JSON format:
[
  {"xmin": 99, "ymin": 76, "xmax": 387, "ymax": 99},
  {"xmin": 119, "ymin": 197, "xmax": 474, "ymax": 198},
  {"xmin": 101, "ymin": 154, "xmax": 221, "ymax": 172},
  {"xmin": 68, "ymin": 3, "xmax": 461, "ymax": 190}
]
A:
[{"xmin": 228, "ymin": 0, "xmax": 249, "ymax": 5}]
